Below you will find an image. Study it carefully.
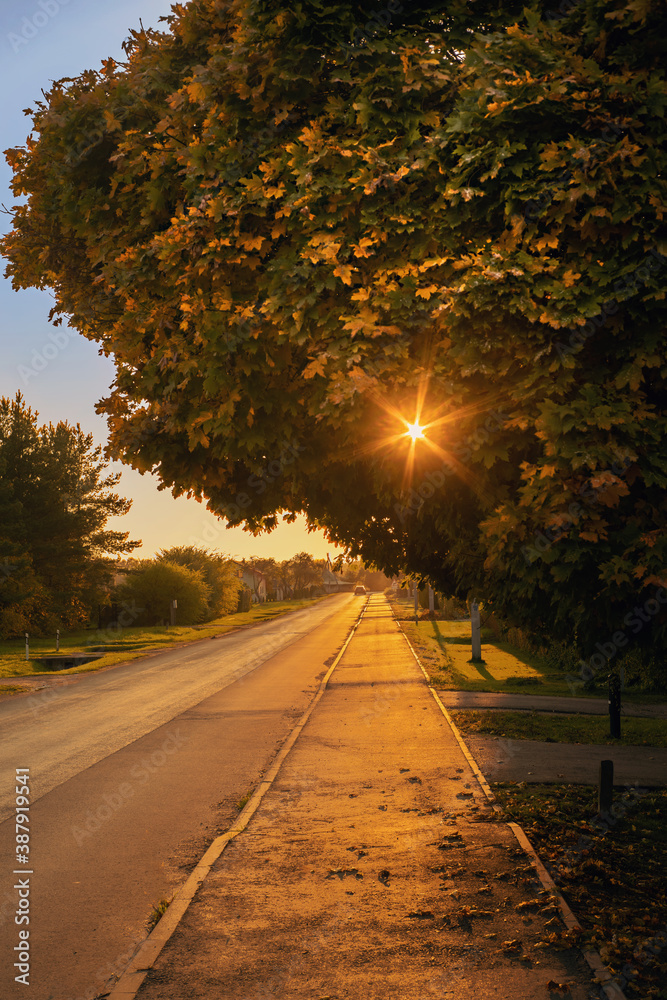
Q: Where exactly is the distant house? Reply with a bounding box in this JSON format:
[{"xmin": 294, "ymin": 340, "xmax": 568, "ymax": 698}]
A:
[
  {"xmin": 232, "ymin": 562, "xmax": 267, "ymax": 603},
  {"xmin": 321, "ymin": 564, "xmax": 354, "ymax": 594}
]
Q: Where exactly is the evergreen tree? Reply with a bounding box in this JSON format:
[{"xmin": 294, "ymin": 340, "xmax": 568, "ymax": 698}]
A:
[{"xmin": 0, "ymin": 394, "xmax": 139, "ymax": 632}]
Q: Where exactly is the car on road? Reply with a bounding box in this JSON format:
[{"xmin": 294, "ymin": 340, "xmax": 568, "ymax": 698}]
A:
[{"xmin": 354, "ymin": 585, "xmax": 366, "ymax": 596}]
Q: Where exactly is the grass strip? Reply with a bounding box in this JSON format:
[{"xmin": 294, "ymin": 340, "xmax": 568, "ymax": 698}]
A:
[
  {"xmin": 389, "ymin": 594, "xmax": 666, "ymax": 703},
  {"xmin": 451, "ymin": 710, "xmax": 667, "ymax": 748},
  {"xmin": 494, "ymin": 782, "xmax": 667, "ymax": 1000},
  {"xmin": 0, "ymin": 596, "xmax": 330, "ymax": 679}
]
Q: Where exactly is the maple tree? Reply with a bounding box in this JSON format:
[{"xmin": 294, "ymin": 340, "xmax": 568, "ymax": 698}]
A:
[{"xmin": 2, "ymin": 0, "xmax": 666, "ymax": 663}]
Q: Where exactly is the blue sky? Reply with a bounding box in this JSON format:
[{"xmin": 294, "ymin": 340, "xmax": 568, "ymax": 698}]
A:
[{"xmin": 0, "ymin": 0, "xmax": 341, "ymax": 562}]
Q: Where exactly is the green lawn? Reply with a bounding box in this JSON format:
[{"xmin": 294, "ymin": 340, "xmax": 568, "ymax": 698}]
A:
[
  {"xmin": 389, "ymin": 594, "xmax": 665, "ymax": 702},
  {"xmin": 494, "ymin": 782, "xmax": 667, "ymax": 1000},
  {"xmin": 397, "ymin": 615, "xmax": 574, "ymax": 695},
  {"xmin": 0, "ymin": 596, "xmax": 331, "ymax": 680},
  {"xmin": 451, "ymin": 709, "xmax": 667, "ymax": 748}
]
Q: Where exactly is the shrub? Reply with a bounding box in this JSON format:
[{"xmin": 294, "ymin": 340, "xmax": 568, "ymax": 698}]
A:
[{"xmin": 117, "ymin": 561, "xmax": 211, "ymax": 626}]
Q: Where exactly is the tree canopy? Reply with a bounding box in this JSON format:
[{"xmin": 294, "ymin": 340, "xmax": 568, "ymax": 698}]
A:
[{"xmin": 2, "ymin": 0, "xmax": 667, "ymax": 659}]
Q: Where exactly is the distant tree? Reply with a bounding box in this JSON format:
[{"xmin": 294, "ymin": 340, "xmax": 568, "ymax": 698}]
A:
[
  {"xmin": 0, "ymin": 394, "xmax": 139, "ymax": 630},
  {"xmin": 249, "ymin": 556, "xmax": 296, "ymax": 598},
  {"xmin": 286, "ymin": 552, "xmax": 321, "ymax": 596},
  {"xmin": 157, "ymin": 545, "xmax": 240, "ymax": 617},
  {"xmin": 117, "ymin": 560, "xmax": 211, "ymax": 626}
]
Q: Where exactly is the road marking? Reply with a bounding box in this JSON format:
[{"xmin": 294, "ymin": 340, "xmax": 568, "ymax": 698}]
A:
[{"xmin": 107, "ymin": 600, "xmax": 368, "ymax": 1000}]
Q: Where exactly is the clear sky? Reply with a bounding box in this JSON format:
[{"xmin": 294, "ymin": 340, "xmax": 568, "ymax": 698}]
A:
[{"xmin": 0, "ymin": 0, "xmax": 344, "ymax": 563}]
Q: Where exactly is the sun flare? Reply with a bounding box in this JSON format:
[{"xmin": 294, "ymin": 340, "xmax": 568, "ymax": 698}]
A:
[{"xmin": 406, "ymin": 422, "xmax": 425, "ymax": 442}]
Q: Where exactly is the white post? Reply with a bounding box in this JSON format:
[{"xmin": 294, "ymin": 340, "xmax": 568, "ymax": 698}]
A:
[
  {"xmin": 470, "ymin": 600, "xmax": 482, "ymax": 661},
  {"xmin": 414, "ymin": 582, "xmax": 419, "ymax": 625},
  {"xmin": 56, "ymin": 629, "xmax": 60, "ymax": 653},
  {"xmin": 428, "ymin": 586, "xmax": 435, "ymax": 614},
  {"xmin": 25, "ymin": 633, "xmax": 29, "ymax": 661}
]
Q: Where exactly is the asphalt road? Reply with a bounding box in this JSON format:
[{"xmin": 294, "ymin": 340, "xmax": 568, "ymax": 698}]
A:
[{"xmin": 0, "ymin": 594, "xmax": 359, "ymax": 1000}]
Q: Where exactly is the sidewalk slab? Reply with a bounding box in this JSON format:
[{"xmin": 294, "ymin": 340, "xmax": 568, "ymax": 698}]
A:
[
  {"xmin": 464, "ymin": 735, "xmax": 667, "ymax": 787},
  {"xmin": 438, "ymin": 690, "xmax": 667, "ymax": 718},
  {"xmin": 133, "ymin": 598, "xmax": 598, "ymax": 1000}
]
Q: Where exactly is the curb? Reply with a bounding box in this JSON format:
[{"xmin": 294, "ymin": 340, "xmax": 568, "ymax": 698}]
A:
[
  {"xmin": 396, "ymin": 619, "xmax": 628, "ymax": 1000},
  {"xmin": 106, "ymin": 599, "xmax": 368, "ymax": 999}
]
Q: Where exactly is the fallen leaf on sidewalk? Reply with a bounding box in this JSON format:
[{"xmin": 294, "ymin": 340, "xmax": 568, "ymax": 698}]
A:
[
  {"xmin": 545, "ymin": 981, "xmax": 571, "ymax": 993},
  {"xmin": 325, "ymin": 868, "xmax": 363, "ymax": 880},
  {"xmin": 406, "ymin": 910, "xmax": 435, "ymax": 919},
  {"xmin": 516, "ymin": 898, "xmax": 543, "ymax": 911}
]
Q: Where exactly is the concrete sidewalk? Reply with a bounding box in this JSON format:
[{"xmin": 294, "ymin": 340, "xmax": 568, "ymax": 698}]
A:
[{"xmin": 115, "ymin": 596, "xmax": 601, "ymax": 1000}]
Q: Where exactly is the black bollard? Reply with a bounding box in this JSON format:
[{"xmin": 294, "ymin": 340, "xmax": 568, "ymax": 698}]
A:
[
  {"xmin": 608, "ymin": 671, "xmax": 621, "ymax": 739},
  {"xmin": 599, "ymin": 759, "xmax": 614, "ymax": 817}
]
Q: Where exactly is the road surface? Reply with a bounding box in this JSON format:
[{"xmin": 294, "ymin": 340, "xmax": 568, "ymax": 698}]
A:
[{"xmin": 0, "ymin": 594, "xmax": 359, "ymax": 1000}]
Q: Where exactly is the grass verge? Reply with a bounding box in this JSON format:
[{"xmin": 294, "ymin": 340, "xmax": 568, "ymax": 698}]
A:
[
  {"xmin": 451, "ymin": 710, "xmax": 667, "ymax": 748},
  {"xmin": 390, "ymin": 594, "xmax": 666, "ymax": 703},
  {"xmin": 494, "ymin": 782, "xmax": 667, "ymax": 1000},
  {"xmin": 0, "ymin": 596, "xmax": 331, "ymax": 680},
  {"xmin": 397, "ymin": 615, "xmax": 577, "ymax": 696},
  {"xmin": 236, "ymin": 788, "xmax": 254, "ymax": 811}
]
